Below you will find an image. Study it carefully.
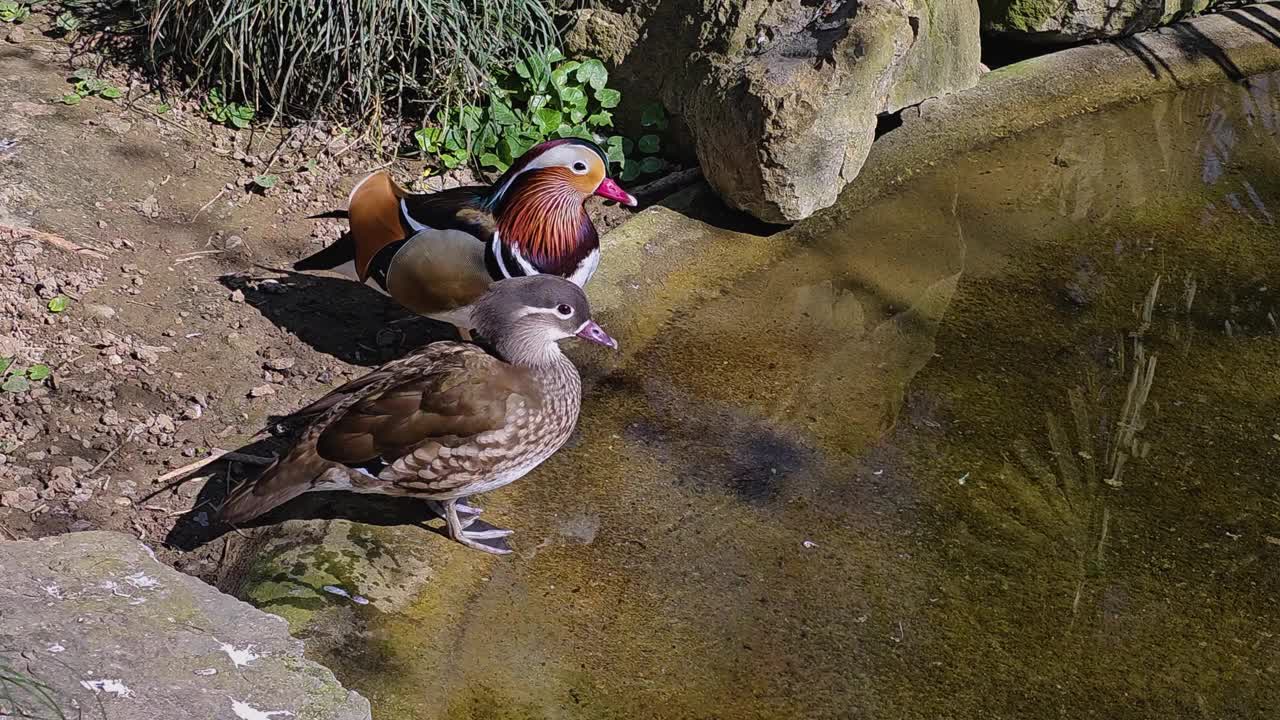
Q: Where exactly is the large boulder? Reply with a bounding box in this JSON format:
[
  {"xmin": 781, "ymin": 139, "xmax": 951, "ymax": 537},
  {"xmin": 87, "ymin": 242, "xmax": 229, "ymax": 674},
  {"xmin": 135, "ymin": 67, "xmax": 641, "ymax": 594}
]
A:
[
  {"xmin": 565, "ymin": 0, "xmax": 982, "ymax": 223},
  {"xmin": 980, "ymin": 0, "xmax": 1221, "ymax": 43},
  {"xmin": 0, "ymin": 531, "xmax": 370, "ymax": 720}
]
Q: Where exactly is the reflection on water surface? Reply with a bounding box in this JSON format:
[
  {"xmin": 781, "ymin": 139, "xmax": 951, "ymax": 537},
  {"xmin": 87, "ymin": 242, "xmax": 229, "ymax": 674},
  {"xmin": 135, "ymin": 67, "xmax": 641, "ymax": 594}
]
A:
[{"xmin": 320, "ymin": 74, "xmax": 1280, "ymax": 719}]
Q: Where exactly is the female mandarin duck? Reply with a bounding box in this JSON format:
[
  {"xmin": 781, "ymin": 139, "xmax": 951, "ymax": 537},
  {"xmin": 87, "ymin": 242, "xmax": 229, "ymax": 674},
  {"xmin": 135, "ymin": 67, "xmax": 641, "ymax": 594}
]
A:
[
  {"xmin": 218, "ymin": 275, "xmax": 618, "ymax": 554},
  {"xmin": 296, "ymin": 138, "xmax": 637, "ymax": 330}
]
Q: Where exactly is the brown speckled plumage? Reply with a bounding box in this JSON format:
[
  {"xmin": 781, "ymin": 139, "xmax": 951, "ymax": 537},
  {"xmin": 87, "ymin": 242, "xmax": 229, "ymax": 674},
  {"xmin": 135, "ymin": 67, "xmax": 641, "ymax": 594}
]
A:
[{"xmin": 219, "ymin": 276, "xmax": 616, "ymax": 554}]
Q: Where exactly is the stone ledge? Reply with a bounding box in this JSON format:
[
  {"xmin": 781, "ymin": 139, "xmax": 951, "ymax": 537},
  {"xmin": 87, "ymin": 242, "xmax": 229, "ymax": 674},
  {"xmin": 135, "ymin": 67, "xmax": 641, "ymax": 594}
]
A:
[
  {"xmin": 845, "ymin": 3, "xmax": 1280, "ymax": 216},
  {"xmin": 0, "ymin": 531, "xmax": 370, "ymax": 720}
]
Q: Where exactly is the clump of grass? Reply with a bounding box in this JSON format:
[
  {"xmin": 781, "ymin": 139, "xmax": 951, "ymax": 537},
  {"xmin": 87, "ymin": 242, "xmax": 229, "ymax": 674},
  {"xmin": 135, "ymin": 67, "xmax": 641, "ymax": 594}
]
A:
[
  {"xmin": 1, "ymin": 661, "xmax": 67, "ymax": 720},
  {"xmin": 142, "ymin": 0, "xmax": 560, "ymax": 127}
]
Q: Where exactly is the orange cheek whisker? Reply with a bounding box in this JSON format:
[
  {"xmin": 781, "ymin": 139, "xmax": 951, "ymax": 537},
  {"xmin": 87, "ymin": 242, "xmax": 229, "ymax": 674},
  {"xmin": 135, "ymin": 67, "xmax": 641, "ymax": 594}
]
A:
[{"xmin": 496, "ymin": 171, "xmax": 593, "ymax": 274}]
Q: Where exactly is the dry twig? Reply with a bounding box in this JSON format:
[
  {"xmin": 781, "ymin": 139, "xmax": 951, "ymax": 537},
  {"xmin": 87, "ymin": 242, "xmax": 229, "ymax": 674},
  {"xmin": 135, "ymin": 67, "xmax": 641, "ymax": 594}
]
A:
[
  {"xmin": 93, "ymin": 428, "xmax": 138, "ymax": 490},
  {"xmin": 154, "ymin": 448, "xmax": 275, "ymax": 485},
  {"xmin": 1, "ymin": 224, "xmax": 110, "ymax": 260}
]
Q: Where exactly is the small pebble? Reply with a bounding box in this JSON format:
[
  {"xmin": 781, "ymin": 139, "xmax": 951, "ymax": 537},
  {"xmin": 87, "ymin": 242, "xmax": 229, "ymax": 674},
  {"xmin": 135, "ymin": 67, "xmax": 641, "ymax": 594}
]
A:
[{"xmin": 264, "ymin": 357, "xmax": 296, "ymax": 372}]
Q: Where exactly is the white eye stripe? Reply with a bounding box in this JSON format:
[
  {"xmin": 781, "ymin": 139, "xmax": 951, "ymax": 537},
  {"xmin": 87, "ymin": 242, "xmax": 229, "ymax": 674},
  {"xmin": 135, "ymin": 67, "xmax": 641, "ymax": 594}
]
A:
[
  {"xmin": 517, "ymin": 307, "xmax": 573, "ymax": 318},
  {"xmin": 492, "ymin": 145, "xmax": 600, "ymax": 198}
]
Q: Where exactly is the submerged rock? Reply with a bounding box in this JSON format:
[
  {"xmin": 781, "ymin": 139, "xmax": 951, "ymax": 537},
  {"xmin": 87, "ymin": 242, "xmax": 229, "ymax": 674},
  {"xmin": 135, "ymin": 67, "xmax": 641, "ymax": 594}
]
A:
[
  {"xmin": 564, "ymin": 0, "xmax": 981, "ymax": 223},
  {"xmin": 0, "ymin": 531, "xmax": 370, "ymax": 720}
]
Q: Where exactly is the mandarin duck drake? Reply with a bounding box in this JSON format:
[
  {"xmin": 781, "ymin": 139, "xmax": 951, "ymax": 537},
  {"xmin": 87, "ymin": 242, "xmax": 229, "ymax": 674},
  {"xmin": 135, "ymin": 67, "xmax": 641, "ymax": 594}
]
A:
[
  {"xmin": 218, "ymin": 275, "xmax": 618, "ymax": 554},
  {"xmin": 296, "ymin": 138, "xmax": 636, "ymax": 330}
]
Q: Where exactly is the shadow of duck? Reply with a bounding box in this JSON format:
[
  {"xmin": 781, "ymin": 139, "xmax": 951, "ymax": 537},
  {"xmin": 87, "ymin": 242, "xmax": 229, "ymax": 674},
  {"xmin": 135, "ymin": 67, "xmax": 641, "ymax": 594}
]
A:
[{"xmin": 218, "ymin": 268, "xmax": 464, "ymax": 367}]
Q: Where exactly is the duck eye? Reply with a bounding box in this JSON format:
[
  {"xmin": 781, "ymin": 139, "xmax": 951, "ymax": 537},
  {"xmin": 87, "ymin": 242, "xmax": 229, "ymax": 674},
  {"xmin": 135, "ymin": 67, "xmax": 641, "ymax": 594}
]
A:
[
  {"xmin": 556, "ymin": 303, "xmax": 574, "ymax": 317},
  {"xmin": 571, "ymin": 161, "xmax": 588, "ymax": 174}
]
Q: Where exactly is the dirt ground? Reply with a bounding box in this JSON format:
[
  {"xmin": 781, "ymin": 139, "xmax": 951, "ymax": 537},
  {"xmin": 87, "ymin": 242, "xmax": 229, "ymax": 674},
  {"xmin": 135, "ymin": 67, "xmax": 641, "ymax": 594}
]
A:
[{"xmin": 0, "ymin": 24, "xmax": 634, "ymax": 580}]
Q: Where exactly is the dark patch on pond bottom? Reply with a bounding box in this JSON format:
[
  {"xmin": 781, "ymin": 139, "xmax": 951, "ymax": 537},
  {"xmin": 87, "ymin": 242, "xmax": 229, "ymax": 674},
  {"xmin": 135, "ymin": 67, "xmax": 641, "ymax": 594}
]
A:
[{"xmin": 313, "ymin": 75, "xmax": 1280, "ymax": 718}]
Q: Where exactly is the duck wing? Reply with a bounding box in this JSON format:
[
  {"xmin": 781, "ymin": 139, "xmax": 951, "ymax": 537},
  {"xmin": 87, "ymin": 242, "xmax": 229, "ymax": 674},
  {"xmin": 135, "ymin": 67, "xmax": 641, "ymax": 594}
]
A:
[
  {"xmin": 295, "ymin": 171, "xmax": 492, "ymax": 278},
  {"xmin": 219, "ymin": 343, "xmax": 535, "ymax": 523}
]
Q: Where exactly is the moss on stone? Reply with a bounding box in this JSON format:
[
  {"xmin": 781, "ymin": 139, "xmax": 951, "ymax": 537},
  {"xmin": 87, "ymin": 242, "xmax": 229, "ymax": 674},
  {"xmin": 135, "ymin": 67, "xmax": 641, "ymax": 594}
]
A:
[{"xmin": 980, "ymin": 0, "xmax": 1060, "ymax": 33}]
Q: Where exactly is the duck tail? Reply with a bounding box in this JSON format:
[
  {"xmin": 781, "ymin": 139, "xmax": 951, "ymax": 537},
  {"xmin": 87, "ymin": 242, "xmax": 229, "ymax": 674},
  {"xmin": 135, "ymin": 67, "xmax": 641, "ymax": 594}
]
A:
[
  {"xmin": 306, "ymin": 209, "xmax": 349, "ymax": 220},
  {"xmin": 292, "ymin": 232, "xmax": 356, "ymax": 273},
  {"xmin": 217, "ymin": 453, "xmax": 327, "ymax": 526}
]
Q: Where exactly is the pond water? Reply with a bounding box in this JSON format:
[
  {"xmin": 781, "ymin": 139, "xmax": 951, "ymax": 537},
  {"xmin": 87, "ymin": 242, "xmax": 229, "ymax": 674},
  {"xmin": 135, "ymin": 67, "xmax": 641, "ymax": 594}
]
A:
[{"xmin": 302, "ymin": 73, "xmax": 1280, "ymax": 718}]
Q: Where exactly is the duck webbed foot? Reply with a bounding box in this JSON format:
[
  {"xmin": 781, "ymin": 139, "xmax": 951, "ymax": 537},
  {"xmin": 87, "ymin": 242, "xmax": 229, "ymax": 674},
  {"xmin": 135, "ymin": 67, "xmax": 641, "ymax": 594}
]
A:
[
  {"xmin": 426, "ymin": 498, "xmax": 483, "ymax": 529},
  {"xmin": 440, "ymin": 498, "xmax": 513, "ymax": 555}
]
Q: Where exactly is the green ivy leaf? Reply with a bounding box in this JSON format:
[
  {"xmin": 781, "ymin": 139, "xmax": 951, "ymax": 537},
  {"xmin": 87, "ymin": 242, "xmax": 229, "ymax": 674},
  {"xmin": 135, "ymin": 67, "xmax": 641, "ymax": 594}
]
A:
[
  {"xmin": 639, "ymin": 156, "xmax": 665, "ymax": 174},
  {"xmin": 55, "ymin": 10, "xmax": 79, "ymax": 31},
  {"xmin": 514, "ymin": 59, "xmax": 531, "ymax": 79},
  {"xmin": 569, "ymin": 108, "xmax": 587, "ymax": 125},
  {"xmin": 558, "ymin": 60, "xmax": 582, "ymax": 75},
  {"xmin": 442, "ymin": 128, "xmax": 465, "ymax": 153},
  {"xmin": 502, "ymin": 129, "xmax": 535, "ymax": 161},
  {"xmin": 153, "ymin": 102, "xmax": 171, "ymax": 114},
  {"xmin": 479, "ymin": 152, "xmax": 505, "ymax": 170},
  {"xmin": 478, "ymin": 123, "xmax": 500, "ymax": 152},
  {"xmin": 575, "ymin": 59, "xmax": 608, "ymax": 91},
  {"xmin": 0, "ymin": 357, "xmax": 11, "ymax": 375},
  {"xmin": 534, "ymin": 108, "xmax": 562, "ymax": 134},
  {"xmin": 414, "ymin": 127, "xmax": 441, "ymax": 153},
  {"xmin": 638, "ymin": 134, "xmax": 661, "ymax": 154},
  {"xmin": 253, "ymin": 174, "xmax": 278, "ymax": 189},
  {"xmin": 550, "ymin": 66, "xmax": 571, "ymax": 90},
  {"xmin": 459, "ymin": 105, "xmax": 483, "ymax": 132},
  {"xmin": 641, "ymin": 102, "xmax": 669, "ymax": 129},
  {"xmin": 84, "ymin": 78, "xmax": 108, "ymax": 93},
  {"xmin": 605, "ymin": 136, "xmax": 626, "ymax": 165},
  {"xmin": 621, "ymin": 161, "xmax": 641, "ymax": 182},
  {"xmin": 60, "ymin": 93, "xmax": 81, "ymax": 105},
  {"xmin": 561, "ymin": 86, "xmax": 587, "ymax": 107},
  {"xmin": 441, "ymin": 150, "xmax": 469, "ymax": 169},
  {"xmin": 489, "ymin": 97, "xmax": 518, "ymax": 127},
  {"xmin": 621, "ymin": 137, "xmax": 636, "ymax": 155},
  {"xmin": 586, "ymin": 110, "xmax": 613, "ymax": 128},
  {"xmin": 545, "ymin": 48, "xmax": 565, "ymax": 63},
  {"xmin": 595, "ymin": 87, "xmax": 621, "ymax": 109},
  {"xmin": 26, "ymin": 364, "xmax": 50, "ymax": 381},
  {"xmin": 230, "ymin": 114, "xmax": 250, "ymax": 129},
  {"xmin": 2, "ymin": 374, "xmax": 29, "ymax": 393},
  {"xmin": 72, "ymin": 67, "xmax": 93, "ymax": 81},
  {"xmin": 526, "ymin": 94, "xmax": 550, "ymax": 114},
  {"xmin": 99, "ymin": 86, "xmax": 122, "ymax": 100},
  {"xmin": 524, "ymin": 56, "xmax": 553, "ymax": 91},
  {"xmin": 47, "ymin": 295, "xmax": 69, "ymax": 313}
]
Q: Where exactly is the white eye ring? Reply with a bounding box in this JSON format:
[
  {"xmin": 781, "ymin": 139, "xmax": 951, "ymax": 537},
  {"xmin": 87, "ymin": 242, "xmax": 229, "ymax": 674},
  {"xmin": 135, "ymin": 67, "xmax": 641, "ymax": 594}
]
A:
[
  {"xmin": 571, "ymin": 161, "xmax": 589, "ymax": 175},
  {"xmin": 556, "ymin": 303, "xmax": 574, "ymax": 318}
]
